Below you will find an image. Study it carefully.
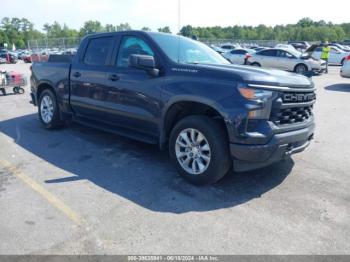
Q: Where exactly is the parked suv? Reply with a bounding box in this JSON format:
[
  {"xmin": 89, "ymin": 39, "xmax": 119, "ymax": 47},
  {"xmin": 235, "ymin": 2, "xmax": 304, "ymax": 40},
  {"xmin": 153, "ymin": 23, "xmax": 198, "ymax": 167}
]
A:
[{"xmin": 30, "ymin": 31, "xmax": 315, "ymax": 185}]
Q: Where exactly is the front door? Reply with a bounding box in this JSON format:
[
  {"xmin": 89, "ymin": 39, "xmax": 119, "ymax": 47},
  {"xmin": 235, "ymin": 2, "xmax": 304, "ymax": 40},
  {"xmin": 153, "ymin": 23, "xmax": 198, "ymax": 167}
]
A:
[{"xmin": 104, "ymin": 35, "xmax": 163, "ymax": 138}]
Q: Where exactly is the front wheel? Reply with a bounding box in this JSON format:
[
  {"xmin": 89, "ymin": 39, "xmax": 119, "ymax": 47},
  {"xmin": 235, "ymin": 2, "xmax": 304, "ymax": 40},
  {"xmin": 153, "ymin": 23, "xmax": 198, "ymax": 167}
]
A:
[
  {"xmin": 294, "ymin": 64, "xmax": 308, "ymax": 74},
  {"xmin": 38, "ymin": 89, "xmax": 63, "ymax": 129},
  {"xmin": 169, "ymin": 115, "xmax": 231, "ymax": 185}
]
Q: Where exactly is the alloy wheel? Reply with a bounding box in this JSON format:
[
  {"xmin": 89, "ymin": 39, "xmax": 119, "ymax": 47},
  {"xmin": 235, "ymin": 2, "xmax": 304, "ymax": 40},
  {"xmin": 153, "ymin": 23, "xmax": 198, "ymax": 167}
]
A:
[
  {"xmin": 40, "ymin": 95, "xmax": 54, "ymax": 124},
  {"xmin": 175, "ymin": 128, "xmax": 211, "ymax": 175}
]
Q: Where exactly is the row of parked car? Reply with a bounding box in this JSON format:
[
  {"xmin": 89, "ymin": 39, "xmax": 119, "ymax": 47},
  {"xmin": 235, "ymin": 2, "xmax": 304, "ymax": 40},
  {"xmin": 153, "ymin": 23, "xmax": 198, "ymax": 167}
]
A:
[
  {"xmin": 0, "ymin": 47, "xmax": 78, "ymax": 64},
  {"xmin": 0, "ymin": 49, "xmax": 32, "ymax": 64},
  {"xmin": 210, "ymin": 41, "xmax": 350, "ymax": 77}
]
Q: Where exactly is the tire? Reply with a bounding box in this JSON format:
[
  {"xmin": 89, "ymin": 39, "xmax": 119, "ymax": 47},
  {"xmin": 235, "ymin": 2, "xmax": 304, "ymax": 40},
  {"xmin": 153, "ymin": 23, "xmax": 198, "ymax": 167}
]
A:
[
  {"xmin": 251, "ymin": 62, "xmax": 261, "ymax": 67},
  {"xmin": 0, "ymin": 88, "xmax": 6, "ymax": 96},
  {"xmin": 341, "ymin": 58, "xmax": 345, "ymax": 65},
  {"xmin": 294, "ymin": 64, "xmax": 308, "ymax": 74},
  {"xmin": 18, "ymin": 87, "xmax": 25, "ymax": 94},
  {"xmin": 169, "ymin": 115, "xmax": 231, "ymax": 185},
  {"xmin": 38, "ymin": 89, "xmax": 63, "ymax": 129}
]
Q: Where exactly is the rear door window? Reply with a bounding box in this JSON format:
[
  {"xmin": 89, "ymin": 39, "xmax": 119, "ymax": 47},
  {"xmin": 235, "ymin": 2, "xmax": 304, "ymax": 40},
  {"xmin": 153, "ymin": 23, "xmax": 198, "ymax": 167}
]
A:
[
  {"xmin": 231, "ymin": 50, "xmax": 246, "ymax": 54},
  {"xmin": 258, "ymin": 49, "xmax": 277, "ymax": 56},
  {"xmin": 83, "ymin": 37, "xmax": 114, "ymax": 66}
]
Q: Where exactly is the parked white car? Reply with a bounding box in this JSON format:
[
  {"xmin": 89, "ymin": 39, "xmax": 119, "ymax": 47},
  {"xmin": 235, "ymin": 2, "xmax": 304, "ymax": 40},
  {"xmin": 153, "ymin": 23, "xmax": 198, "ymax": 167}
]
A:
[
  {"xmin": 220, "ymin": 43, "xmax": 241, "ymax": 51},
  {"xmin": 340, "ymin": 55, "xmax": 350, "ymax": 78},
  {"xmin": 247, "ymin": 48, "xmax": 326, "ymax": 74},
  {"xmin": 275, "ymin": 44, "xmax": 298, "ymax": 52},
  {"xmin": 222, "ymin": 48, "xmax": 255, "ymax": 65},
  {"xmin": 308, "ymin": 45, "xmax": 350, "ymax": 65}
]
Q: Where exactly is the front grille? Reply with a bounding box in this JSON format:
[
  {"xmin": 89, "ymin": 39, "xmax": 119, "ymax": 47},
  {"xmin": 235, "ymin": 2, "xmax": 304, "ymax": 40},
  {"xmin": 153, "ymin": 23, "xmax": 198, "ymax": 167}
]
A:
[
  {"xmin": 270, "ymin": 91, "xmax": 315, "ymax": 126},
  {"xmin": 271, "ymin": 105, "xmax": 313, "ymax": 125}
]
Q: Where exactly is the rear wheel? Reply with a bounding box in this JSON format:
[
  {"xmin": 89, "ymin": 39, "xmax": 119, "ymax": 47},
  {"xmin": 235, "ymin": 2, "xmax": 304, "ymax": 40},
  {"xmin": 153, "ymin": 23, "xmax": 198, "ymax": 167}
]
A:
[
  {"xmin": 341, "ymin": 58, "xmax": 345, "ymax": 65},
  {"xmin": 169, "ymin": 115, "xmax": 231, "ymax": 185},
  {"xmin": 294, "ymin": 64, "xmax": 308, "ymax": 74},
  {"xmin": 251, "ymin": 62, "xmax": 261, "ymax": 67},
  {"xmin": 38, "ymin": 89, "xmax": 63, "ymax": 129}
]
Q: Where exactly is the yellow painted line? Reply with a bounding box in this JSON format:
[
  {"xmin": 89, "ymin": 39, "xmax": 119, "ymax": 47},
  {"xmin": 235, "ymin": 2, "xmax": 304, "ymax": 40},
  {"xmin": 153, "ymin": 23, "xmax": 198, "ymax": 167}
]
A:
[{"xmin": 0, "ymin": 159, "xmax": 82, "ymax": 225}]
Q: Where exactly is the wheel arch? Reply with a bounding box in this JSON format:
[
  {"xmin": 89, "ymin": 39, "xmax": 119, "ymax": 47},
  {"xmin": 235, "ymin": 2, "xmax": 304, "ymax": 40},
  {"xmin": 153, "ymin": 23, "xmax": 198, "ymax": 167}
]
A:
[
  {"xmin": 251, "ymin": 61, "xmax": 261, "ymax": 67},
  {"xmin": 341, "ymin": 57, "xmax": 345, "ymax": 65},
  {"xmin": 159, "ymin": 98, "xmax": 229, "ymax": 150},
  {"xmin": 36, "ymin": 81, "xmax": 56, "ymax": 102},
  {"xmin": 294, "ymin": 63, "xmax": 308, "ymax": 72}
]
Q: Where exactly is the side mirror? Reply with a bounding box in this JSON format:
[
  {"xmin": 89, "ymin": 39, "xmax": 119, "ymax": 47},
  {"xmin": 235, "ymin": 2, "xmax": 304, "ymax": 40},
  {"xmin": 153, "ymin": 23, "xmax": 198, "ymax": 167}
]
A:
[{"xmin": 129, "ymin": 54, "xmax": 159, "ymax": 77}]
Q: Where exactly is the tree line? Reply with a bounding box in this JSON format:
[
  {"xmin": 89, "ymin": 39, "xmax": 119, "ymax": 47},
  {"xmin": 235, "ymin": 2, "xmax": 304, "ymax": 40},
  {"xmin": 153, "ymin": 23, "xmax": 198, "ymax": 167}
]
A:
[
  {"xmin": 181, "ymin": 18, "xmax": 350, "ymax": 42},
  {"xmin": 1, "ymin": 17, "xmax": 349, "ymax": 49}
]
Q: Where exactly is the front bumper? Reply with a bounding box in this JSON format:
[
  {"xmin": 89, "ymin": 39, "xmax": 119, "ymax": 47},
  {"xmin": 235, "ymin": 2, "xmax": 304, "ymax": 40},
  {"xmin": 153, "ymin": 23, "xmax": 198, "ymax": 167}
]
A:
[
  {"xmin": 311, "ymin": 64, "xmax": 326, "ymax": 73},
  {"xmin": 230, "ymin": 123, "xmax": 315, "ymax": 172}
]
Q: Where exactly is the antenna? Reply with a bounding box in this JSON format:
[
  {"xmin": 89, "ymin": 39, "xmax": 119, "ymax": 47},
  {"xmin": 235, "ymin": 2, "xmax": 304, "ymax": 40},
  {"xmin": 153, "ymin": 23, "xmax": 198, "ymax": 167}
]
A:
[
  {"xmin": 178, "ymin": 0, "xmax": 181, "ymax": 33},
  {"xmin": 177, "ymin": 0, "xmax": 181, "ymax": 63}
]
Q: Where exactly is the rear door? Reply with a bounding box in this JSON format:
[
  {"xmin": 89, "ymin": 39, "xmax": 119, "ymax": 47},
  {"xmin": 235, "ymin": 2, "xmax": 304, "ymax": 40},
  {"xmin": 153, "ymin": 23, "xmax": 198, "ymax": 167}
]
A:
[
  {"xmin": 229, "ymin": 49, "xmax": 246, "ymax": 64},
  {"xmin": 257, "ymin": 49, "xmax": 277, "ymax": 68},
  {"xmin": 70, "ymin": 35, "xmax": 115, "ymax": 121},
  {"xmin": 276, "ymin": 50, "xmax": 297, "ymax": 71}
]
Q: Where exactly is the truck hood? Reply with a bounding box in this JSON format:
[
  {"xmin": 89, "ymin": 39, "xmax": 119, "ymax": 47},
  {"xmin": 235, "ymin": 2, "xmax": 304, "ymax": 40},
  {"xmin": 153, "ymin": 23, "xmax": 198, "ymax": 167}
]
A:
[{"xmin": 197, "ymin": 63, "xmax": 314, "ymax": 89}]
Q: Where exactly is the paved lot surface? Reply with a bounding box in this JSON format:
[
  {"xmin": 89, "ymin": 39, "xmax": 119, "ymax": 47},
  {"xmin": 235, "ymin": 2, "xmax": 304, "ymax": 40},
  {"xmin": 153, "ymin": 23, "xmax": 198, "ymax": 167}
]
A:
[{"xmin": 0, "ymin": 63, "xmax": 349, "ymax": 255}]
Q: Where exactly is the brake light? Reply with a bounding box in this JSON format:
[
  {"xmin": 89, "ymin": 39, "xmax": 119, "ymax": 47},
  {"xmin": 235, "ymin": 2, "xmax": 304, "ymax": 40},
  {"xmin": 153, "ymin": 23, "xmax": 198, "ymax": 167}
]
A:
[{"xmin": 346, "ymin": 55, "xmax": 350, "ymax": 61}]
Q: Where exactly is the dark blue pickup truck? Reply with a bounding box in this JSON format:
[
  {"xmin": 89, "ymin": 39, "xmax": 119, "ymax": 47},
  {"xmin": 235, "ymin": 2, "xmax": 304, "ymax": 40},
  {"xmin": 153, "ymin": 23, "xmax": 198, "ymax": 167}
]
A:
[{"xmin": 30, "ymin": 31, "xmax": 316, "ymax": 185}]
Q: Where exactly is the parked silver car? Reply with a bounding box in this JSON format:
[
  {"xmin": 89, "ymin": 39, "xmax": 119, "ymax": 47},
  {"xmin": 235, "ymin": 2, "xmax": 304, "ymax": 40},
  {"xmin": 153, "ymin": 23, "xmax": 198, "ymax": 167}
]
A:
[
  {"xmin": 222, "ymin": 48, "xmax": 255, "ymax": 65},
  {"xmin": 247, "ymin": 48, "xmax": 326, "ymax": 74},
  {"xmin": 340, "ymin": 55, "xmax": 350, "ymax": 78}
]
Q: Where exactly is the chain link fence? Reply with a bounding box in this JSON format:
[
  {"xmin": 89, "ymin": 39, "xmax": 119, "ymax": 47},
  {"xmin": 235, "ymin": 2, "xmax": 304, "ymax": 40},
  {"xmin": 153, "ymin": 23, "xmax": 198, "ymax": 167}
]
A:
[
  {"xmin": 27, "ymin": 37, "xmax": 81, "ymax": 62},
  {"xmin": 200, "ymin": 39, "xmax": 287, "ymax": 47},
  {"xmin": 27, "ymin": 36, "xmax": 289, "ymax": 52},
  {"xmin": 26, "ymin": 36, "xmax": 316, "ymax": 62},
  {"xmin": 27, "ymin": 37, "xmax": 81, "ymax": 52}
]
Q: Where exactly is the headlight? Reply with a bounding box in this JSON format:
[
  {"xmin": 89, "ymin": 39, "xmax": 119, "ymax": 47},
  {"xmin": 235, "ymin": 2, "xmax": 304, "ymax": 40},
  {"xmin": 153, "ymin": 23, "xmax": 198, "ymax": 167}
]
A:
[
  {"xmin": 238, "ymin": 87, "xmax": 273, "ymax": 101},
  {"xmin": 237, "ymin": 84, "xmax": 275, "ymax": 119}
]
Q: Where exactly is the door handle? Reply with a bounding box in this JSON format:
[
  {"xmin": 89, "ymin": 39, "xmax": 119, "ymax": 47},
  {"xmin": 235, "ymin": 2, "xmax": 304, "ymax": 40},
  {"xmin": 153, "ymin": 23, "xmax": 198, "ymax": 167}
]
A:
[
  {"xmin": 108, "ymin": 74, "xmax": 120, "ymax": 81},
  {"xmin": 73, "ymin": 72, "xmax": 81, "ymax": 78}
]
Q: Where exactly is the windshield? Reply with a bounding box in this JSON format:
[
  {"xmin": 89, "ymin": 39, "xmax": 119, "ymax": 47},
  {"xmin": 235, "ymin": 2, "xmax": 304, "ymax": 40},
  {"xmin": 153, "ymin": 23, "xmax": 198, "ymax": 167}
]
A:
[{"xmin": 149, "ymin": 32, "xmax": 230, "ymax": 65}]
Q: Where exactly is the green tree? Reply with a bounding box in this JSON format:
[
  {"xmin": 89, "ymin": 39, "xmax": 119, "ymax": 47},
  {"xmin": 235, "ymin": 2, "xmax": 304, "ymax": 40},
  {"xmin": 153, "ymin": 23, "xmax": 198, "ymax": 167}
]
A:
[
  {"xmin": 79, "ymin": 20, "xmax": 104, "ymax": 36},
  {"xmin": 180, "ymin": 25, "xmax": 194, "ymax": 37},
  {"xmin": 158, "ymin": 26, "xmax": 171, "ymax": 34},
  {"xmin": 141, "ymin": 26, "xmax": 151, "ymax": 31},
  {"xmin": 116, "ymin": 23, "xmax": 132, "ymax": 31},
  {"xmin": 105, "ymin": 24, "xmax": 116, "ymax": 32}
]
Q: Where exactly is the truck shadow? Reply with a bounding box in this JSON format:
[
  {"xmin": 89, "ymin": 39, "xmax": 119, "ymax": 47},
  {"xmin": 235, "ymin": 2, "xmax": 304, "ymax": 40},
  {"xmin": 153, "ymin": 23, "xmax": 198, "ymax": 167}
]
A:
[
  {"xmin": 0, "ymin": 114, "xmax": 294, "ymax": 214},
  {"xmin": 325, "ymin": 84, "xmax": 350, "ymax": 92}
]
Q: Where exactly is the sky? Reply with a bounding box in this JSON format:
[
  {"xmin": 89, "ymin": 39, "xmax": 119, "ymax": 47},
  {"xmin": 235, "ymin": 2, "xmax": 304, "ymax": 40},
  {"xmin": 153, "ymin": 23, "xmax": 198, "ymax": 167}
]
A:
[{"xmin": 1, "ymin": 0, "xmax": 349, "ymax": 33}]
